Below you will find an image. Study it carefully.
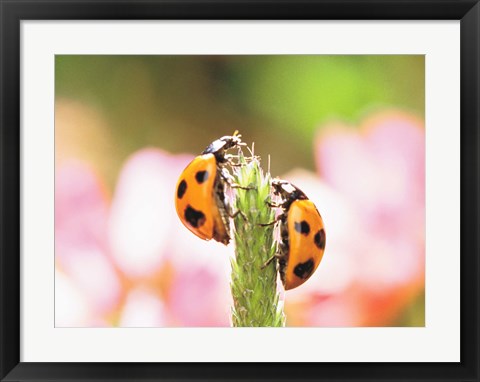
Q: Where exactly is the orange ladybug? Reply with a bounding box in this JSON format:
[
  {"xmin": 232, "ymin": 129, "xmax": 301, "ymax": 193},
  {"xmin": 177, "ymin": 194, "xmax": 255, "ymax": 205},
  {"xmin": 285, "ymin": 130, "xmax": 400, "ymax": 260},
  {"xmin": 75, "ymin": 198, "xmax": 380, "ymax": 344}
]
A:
[
  {"xmin": 264, "ymin": 179, "xmax": 326, "ymax": 290},
  {"xmin": 175, "ymin": 134, "xmax": 243, "ymax": 245}
]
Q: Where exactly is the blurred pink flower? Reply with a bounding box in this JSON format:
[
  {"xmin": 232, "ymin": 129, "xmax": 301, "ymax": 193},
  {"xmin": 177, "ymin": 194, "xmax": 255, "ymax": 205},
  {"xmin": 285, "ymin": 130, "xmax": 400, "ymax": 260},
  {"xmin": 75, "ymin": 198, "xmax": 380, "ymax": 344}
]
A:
[
  {"xmin": 316, "ymin": 111, "xmax": 425, "ymax": 289},
  {"xmin": 284, "ymin": 111, "xmax": 425, "ymax": 326},
  {"xmin": 56, "ymin": 149, "xmax": 232, "ymax": 327},
  {"xmin": 55, "ymin": 269, "xmax": 93, "ymax": 327},
  {"xmin": 107, "ymin": 149, "xmax": 192, "ymax": 278},
  {"xmin": 318, "ymin": 113, "xmax": 424, "ymax": 231},
  {"xmin": 55, "ymin": 161, "xmax": 109, "ymax": 255},
  {"xmin": 168, "ymin": 266, "xmax": 231, "ymax": 327},
  {"xmin": 163, "ymin": 218, "xmax": 232, "ymax": 327},
  {"xmin": 55, "ymin": 162, "xmax": 121, "ymax": 323},
  {"xmin": 119, "ymin": 288, "xmax": 167, "ymax": 327}
]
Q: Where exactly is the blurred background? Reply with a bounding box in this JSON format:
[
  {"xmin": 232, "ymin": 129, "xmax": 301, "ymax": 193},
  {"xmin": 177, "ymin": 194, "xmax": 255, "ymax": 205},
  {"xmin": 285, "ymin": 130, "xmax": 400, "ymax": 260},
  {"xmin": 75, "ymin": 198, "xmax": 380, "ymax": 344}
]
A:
[{"xmin": 55, "ymin": 55, "xmax": 425, "ymax": 327}]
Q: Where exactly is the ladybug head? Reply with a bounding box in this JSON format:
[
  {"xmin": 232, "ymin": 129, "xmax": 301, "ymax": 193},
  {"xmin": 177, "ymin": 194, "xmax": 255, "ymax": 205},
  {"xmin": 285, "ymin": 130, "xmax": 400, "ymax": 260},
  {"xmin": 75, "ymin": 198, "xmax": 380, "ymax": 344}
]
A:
[
  {"xmin": 271, "ymin": 179, "xmax": 290, "ymax": 196},
  {"xmin": 219, "ymin": 134, "xmax": 244, "ymax": 151},
  {"xmin": 202, "ymin": 131, "xmax": 245, "ymax": 160},
  {"xmin": 271, "ymin": 178, "xmax": 308, "ymax": 202}
]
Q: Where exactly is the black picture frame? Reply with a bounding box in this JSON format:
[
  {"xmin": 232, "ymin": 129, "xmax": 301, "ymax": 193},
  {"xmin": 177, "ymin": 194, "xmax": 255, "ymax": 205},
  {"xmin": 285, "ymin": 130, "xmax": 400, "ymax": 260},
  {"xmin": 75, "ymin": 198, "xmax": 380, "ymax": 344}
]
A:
[{"xmin": 1, "ymin": 1, "xmax": 479, "ymax": 381}]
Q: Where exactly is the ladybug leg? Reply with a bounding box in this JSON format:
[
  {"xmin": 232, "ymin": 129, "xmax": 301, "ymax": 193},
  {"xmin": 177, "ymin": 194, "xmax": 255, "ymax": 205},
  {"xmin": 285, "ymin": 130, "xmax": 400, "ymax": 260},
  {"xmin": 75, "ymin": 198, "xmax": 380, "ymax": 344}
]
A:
[
  {"xmin": 220, "ymin": 168, "xmax": 255, "ymax": 190},
  {"xmin": 261, "ymin": 255, "xmax": 276, "ymax": 269},
  {"xmin": 269, "ymin": 200, "xmax": 290, "ymax": 209},
  {"xmin": 231, "ymin": 183, "xmax": 255, "ymax": 190},
  {"xmin": 278, "ymin": 241, "xmax": 289, "ymax": 254},
  {"xmin": 229, "ymin": 209, "xmax": 248, "ymax": 221},
  {"xmin": 225, "ymin": 152, "xmax": 260, "ymax": 167},
  {"xmin": 220, "ymin": 168, "xmax": 242, "ymax": 186},
  {"xmin": 224, "ymin": 154, "xmax": 242, "ymax": 166},
  {"xmin": 261, "ymin": 252, "xmax": 284, "ymax": 269},
  {"xmin": 220, "ymin": 167, "xmax": 239, "ymax": 184},
  {"xmin": 224, "ymin": 154, "xmax": 249, "ymax": 168},
  {"xmin": 258, "ymin": 215, "xmax": 282, "ymax": 227},
  {"xmin": 267, "ymin": 201, "xmax": 281, "ymax": 208}
]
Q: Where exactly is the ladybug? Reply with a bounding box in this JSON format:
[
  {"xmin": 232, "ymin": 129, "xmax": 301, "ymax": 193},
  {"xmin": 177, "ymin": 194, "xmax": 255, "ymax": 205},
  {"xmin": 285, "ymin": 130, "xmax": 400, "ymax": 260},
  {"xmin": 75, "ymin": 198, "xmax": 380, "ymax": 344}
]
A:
[
  {"xmin": 263, "ymin": 179, "xmax": 326, "ymax": 290},
  {"xmin": 175, "ymin": 133, "xmax": 243, "ymax": 245}
]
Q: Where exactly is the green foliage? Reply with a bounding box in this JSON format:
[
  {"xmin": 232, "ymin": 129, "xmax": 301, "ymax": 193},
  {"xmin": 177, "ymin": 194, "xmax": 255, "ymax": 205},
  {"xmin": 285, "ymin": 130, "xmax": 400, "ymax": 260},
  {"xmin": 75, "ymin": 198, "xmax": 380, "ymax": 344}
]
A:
[
  {"xmin": 55, "ymin": 55, "xmax": 425, "ymax": 182},
  {"xmin": 230, "ymin": 154, "xmax": 285, "ymax": 327},
  {"xmin": 230, "ymin": 55, "xmax": 425, "ymax": 145}
]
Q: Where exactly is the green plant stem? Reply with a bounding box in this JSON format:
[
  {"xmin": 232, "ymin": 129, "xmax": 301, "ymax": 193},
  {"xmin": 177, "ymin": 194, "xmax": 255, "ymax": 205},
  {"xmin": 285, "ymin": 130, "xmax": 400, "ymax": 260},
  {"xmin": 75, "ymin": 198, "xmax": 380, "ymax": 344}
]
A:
[{"xmin": 230, "ymin": 154, "xmax": 285, "ymax": 327}]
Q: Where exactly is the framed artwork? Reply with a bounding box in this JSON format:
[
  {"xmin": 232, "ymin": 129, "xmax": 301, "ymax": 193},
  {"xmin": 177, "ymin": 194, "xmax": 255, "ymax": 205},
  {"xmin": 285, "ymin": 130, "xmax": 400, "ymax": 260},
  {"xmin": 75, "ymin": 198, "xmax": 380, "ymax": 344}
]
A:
[{"xmin": 1, "ymin": 0, "xmax": 479, "ymax": 381}]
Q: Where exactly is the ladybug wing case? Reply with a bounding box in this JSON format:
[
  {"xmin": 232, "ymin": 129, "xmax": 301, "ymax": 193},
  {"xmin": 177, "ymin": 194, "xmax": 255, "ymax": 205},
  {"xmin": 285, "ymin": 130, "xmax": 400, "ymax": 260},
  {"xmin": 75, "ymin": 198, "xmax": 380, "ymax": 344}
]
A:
[
  {"xmin": 175, "ymin": 154, "xmax": 220, "ymax": 241},
  {"xmin": 284, "ymin": 199, "xmax": 326, "ymax": 290}
]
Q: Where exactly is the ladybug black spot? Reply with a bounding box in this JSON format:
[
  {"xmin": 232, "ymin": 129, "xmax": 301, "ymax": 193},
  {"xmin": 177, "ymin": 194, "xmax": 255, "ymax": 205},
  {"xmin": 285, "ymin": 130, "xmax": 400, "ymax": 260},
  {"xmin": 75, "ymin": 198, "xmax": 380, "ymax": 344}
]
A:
[
  {"xmin": 314, "ymin": 229, "xmax": 326, "ymax": 250},
  {"xmin": 177, "ymin": 180, "xmax": 187, "ymax": 199},
  {"xmin": 293, "ymin": 258, "xmax": 314, "ymax": 279},
  {"xmin": 184, "ymin": 205, "xmax": 206, "ymax": 228},
  {"xmin": 195, "ymin": 170, "xmax": 210, "ymax": 184},
  {"xmin": 294, "ymin": 221, "xmax": 310, "ymax": 236}
]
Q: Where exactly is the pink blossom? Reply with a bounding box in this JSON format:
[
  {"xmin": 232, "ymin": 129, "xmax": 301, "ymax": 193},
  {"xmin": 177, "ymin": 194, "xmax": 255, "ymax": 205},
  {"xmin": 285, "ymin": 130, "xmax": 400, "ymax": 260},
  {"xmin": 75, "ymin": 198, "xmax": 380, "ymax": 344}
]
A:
[
  {"xmin": 119, "ymin": 288, "xmax": 167, "ymax": 327},
  {"xmin": 284, "ymin": 111, "xmax": 425, "ymax": 326},
  {"xmin": 108, "ymin": 149, "xmax": 192, "ymax": 278},
  {"xmin": 55, "ymin": 161, "xmax": 121, "ymax": 322},
  {"xmin": 55, "ymin": 161, "xmax": 109, "ymax": 256},
  {"xmin": 55, "ymin": 149, "xmax": 234, "ymax": 327},
  {"xmin": 167, "ymin": 266, "xmax": 231, "ymax": 327},
  {"xmin": 55, "ymin": 270, "xmax": 93, "ymax": 327},
  {"xmin": 316, "ymin": 111, "xmax": 425, "ymax": 288}
]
